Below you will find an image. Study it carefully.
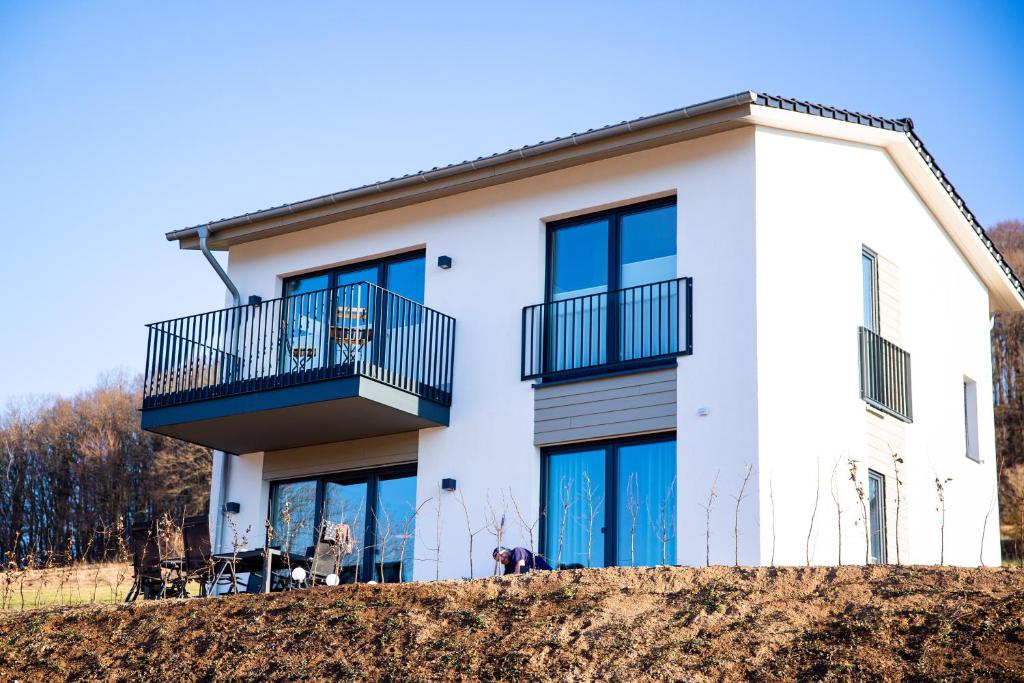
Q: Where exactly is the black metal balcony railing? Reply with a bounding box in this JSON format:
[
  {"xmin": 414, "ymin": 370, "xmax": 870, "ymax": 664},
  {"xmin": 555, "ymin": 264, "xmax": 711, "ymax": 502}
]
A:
[
  {"xmin": 143, "ymin": 282, "xmax": 455, "ymax": 409},
  {"xmin": 858, "ymin": 326, "xmax": 912, "ymax": 422},
  {"xmin": 521, "ymin": 277, "xmax": 692, "ymax": 380}
]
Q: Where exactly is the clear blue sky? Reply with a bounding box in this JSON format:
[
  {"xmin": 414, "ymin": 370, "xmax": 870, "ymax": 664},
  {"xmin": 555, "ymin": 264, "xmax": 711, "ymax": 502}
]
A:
[{"xmin": 0, "ymin": 1, "xmax": 1021, "ymax": 404}]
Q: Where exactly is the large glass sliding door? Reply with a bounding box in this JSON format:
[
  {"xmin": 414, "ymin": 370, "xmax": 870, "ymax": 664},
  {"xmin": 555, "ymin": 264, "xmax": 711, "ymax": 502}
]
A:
[
  {"xmin": 542, "ymin": 434, "xmax": 676, "ymax": 568},
  {"xmin": 546, "ymin": 198, "xmax": 677, "ymax": 375},
  {"xmin": 281, "ymin": 252, "xmax": 426, "ymax": 378},
  {"xmin": 269, "ymin": 465, "xmax": 417, "ymax": 583}
]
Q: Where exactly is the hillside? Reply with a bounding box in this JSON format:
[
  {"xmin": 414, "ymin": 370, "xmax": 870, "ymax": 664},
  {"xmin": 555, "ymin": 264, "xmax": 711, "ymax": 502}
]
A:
[{"xmin": 1, "ymin": 565, "xmax": 1023, "ymax": 682}]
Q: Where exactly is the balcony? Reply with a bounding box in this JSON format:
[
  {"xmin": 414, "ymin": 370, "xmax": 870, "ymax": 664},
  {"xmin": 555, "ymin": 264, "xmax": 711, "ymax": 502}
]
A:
[
  {"xmin": 858, "ymin": 326, "xmax": 913, "ymax": 422},
  {"xmin": 141, "ymin": 282, "xmax": 455, "ymax": 453},
  {"xmin": 522, "ymin": 277, "xmax": 692, "ymax": 381}
]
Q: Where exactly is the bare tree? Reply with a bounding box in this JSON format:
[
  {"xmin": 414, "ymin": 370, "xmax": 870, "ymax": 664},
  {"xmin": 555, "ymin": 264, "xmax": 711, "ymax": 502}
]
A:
[
  {"xmin": 625, "ymin": 473, "xmax": 642, "ymax": 567},
  {"xmin": 701, "ymin": 470, "xmax": 720, "ymax": 567},
  {"xmin": 768, "ymin": 473, "xmax": 776, "ymax": 567},
  {"xmin": 889, "ymin": 447, "xmax": 904, "ymax": 565},
  {"xmin": 829, "ymin": 455, "xmax": 844, "ymax": 565},
  {"xmin": 396, "ymin": 498, "xmax": 430, "ymax": 583},
  {"xmin": 422, "ymin": 486, "xmax": 444, "ymax": 581},
  {"xmin": 647, "ymin": 476, "xmax": 676, "ymax": 566},
  {"xmin": 455, "ymin": 490, "xmax": 487, "ymax": 579},
  {"xmin": 981, "ymin": 481, "xmax": 997, "ymax": 567},
  {"xmin": 484, "ymin": 490, "xmax": 508, "ymax": 576},
  {"xmin": 511, "ymin": 489, "xmax": 541, "ymax": 571},
  {"xmin": 807, "ymin": 458, "xmax": 820, "ymax": 566},
  {"xmin": 579, "ymin": 471, "xmax": 604, "ymax": 569},
  {"xmin": 732, "ymin": 464, "xmax": 753, "ymax": 567},
  {"xmin": 555, "ymin": 477, "xmax": 576, "ymax": 569},
  {"xmin": 934, "ymin": 474, "xmax": 953, "ymax": 565},
  {"xmin": 848, "ymin": 456, "xmax": 869, "ymax": 565}
]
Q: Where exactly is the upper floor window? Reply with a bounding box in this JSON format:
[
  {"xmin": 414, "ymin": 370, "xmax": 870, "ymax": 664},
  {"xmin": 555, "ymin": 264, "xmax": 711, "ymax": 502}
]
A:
[
  {"xmin": 862, "ymin": 247, "xmax": 878, "ymax": 332},
  {"xmin": 284, "ymin": 251, "xmax": 425, "ymax": 303},
  {"xmin": 549, "ymin": 198, "xmax": 676, "ymax": 303},
  {"xmin": 539, "ymin": 198, "xmax": 680, "ymax": 376},
  {"xmin": 964, "ymin": 377, "xmax": 980, "ymax": 461}
]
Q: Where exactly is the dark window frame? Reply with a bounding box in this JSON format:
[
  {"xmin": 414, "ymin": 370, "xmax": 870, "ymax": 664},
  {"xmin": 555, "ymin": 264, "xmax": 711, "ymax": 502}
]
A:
[
  {"xmin": 267, "ymin": 463, "xmax": 417, "ymax": 582},
  {"xmin": 541, "ymin": 196, "xmax": 678, "ymax": 380},
  {"xmin": 862, "ymin": 246, "xmax": 879, "ymax": 333},
  {"xmin": 282, "ymin": 249, "xmax": 427, "ymax": 299},
  {"xmin": 867, "ymin": 469, "xmax": 888, "ymax": 564},
  {"xmin": 539, "ymin": 431, "xmax": 676, "ymax": 567}
]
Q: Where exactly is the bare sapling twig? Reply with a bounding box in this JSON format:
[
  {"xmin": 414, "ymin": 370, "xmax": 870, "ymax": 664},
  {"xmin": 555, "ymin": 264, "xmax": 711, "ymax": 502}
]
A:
[
  {"xmin": 510, "ymin": 489, "xmax": 541, "ymax": 571},
  {"xmin": 374, "ymin": 504, "xmax": 394, "ymax": 584},
  {"xmin": 422, "ymin": 486, "xmax": 444, "ymax": 581},
  {"xmin": 768, "ymin": 473, "xmax": 776, "ymax": 567},
  {"xmin": 732, "ymin": 464, "xmax": 753, "ymax": 567},
  {"xmin": 348, "ymin": 497, "xmax": 365, "ymax": 584},
  {"xmin": 889, "ymin": 447, "xmax": 904, "ymax": 565},
  {"xmin": 113, "ymin": 518, "xmax": 129, "ymax": 603},
  {"xmin": 263, "ymin": 519, "xmax": 275, "ymax": 592},
  {"xmin": 848, "ymin": 456, "xmax": 869, "ymax": 565},
  {"xmin": 701, "ymin": 470, "xmax": 720, "ymax": 567},
  {"xmin": 485, "ymin": 491, "xmax": 508, "ymax": 576},
  {"xmin": 807, "ymin": 458, "xmax": 821, "ymax": 566},
  {"xmin": 397, "ymin": 498, "xmax": 430, "ymax": 583},
  {"xmin": 829, "ymin": 455, "xmax": 844, "ymax": 565},
  {"xmin": 981, "ymin": 481, "xmax": 997, "ymax": 567},
  {"xmin": 227, "ymin": 515, "xmax": 250, "ymax": 592},
  {"xmin": 456, "ymin": 489, "xmax": 487, "ymax": 579},
  {"xmin": 579, "ymin": 471, "xmax": 603, "ymax": 569},
  {"xmin": 625, "ymin": 473, "xmax": 641, "ymax": 567},
  {"xmin": 647, "ymin": 476, "xmax": 676, "ymax": 566},
  {"xmin": 556, "ymin": 477, "xmax": 576, "ymax": 569},
  {"xmin": 934, "ymin": 474, "xmax": 952, "ymax": 565}
]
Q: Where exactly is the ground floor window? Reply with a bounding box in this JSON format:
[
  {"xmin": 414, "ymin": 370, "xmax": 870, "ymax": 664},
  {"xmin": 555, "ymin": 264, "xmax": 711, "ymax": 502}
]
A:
[
  {"xmin": 867, "ymin": 470, "xmax": 887, "ymax": 564},
  {"xmin": 542, "ymin": 434, "xmax": 676, "ymax": 568},
  {"xmin": 269, "ymin": 465, "xmax": 417, "ymax": 583}
]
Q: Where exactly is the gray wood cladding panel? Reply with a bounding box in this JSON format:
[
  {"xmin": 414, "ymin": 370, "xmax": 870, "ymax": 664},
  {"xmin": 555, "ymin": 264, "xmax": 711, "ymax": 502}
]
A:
[
  {"xmin": 534, "ymin": 367, "xmax": 677, "ymax": 446},
  {"xmin": 262, "ymin": 431, "xmax": 418, "ymax": 481}
]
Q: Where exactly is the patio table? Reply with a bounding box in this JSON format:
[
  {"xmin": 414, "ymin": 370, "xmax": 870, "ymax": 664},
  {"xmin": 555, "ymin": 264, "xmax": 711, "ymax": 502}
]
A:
[{"xmin": 210, "ymin": 548, "xmax": 310, "ymax": 594}]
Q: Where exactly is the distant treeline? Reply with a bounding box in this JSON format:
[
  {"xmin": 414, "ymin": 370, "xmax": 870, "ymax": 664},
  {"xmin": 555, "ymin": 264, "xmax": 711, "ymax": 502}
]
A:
[
  {"xmin": 0, "ymin": 375, "xmax": 210, "ymax": 565},
  {"xmin": 989, "ymin": 220, "xmax": 1024, "ymax": 555}
]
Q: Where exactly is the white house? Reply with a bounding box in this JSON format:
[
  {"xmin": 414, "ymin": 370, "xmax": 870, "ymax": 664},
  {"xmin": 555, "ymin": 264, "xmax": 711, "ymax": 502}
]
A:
[{"xmin": 142, "ymin": 91, "xmax": 1022, "ymax": 581}]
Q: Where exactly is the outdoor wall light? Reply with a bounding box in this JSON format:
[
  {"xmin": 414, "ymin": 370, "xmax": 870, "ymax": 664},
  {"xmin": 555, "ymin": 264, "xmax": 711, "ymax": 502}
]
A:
[
  {"xmin": 223, "ymin": 501, "xmax": 241, "ymax": 514},
  {"xmin": 247, "ymin": 295, "xmax": 262, "ymax": 306},
  {"xmin": 441, "ymin": 477, "xmax": 457, "ymax": 492},
  {"xmin": 437, "ymin": 255, "xmax": 453, "ymax": 269}
]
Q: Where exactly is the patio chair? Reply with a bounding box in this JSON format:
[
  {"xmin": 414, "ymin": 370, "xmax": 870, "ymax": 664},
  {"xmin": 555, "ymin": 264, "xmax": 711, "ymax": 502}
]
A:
[
  {"xmin": 182, "ymin": 515, "xmax": 242, "ymax": 596},
  {"xmin": 125, "ymin": 520, "xmax": 165, "ymax": 601}
]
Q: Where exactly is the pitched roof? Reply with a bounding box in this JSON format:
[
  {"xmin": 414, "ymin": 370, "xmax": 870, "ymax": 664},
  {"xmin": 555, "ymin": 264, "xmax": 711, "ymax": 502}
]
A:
[{"xmin": 166, "ymin": 91, "xmax": 1022, "ymax": 303}]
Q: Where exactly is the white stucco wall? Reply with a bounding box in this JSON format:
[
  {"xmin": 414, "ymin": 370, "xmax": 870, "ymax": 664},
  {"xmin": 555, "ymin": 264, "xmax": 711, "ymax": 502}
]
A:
[
  {"xmin": 204, "ymin": 121, "xmax": 1001, "ymax": 578},
  {"xmin": 754, "ymin": 126, "xmax": 1000, "ymax": 567},
  {"xmin": 211, "ymin": 128, "xmax": 760, "ymax": 578}
]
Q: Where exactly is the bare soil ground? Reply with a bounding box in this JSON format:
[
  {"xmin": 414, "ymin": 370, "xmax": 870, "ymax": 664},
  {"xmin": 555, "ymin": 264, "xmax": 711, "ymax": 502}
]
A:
[{"xmin": 1, "ymin": 565, "xmax": 1022, "ymax": 682}]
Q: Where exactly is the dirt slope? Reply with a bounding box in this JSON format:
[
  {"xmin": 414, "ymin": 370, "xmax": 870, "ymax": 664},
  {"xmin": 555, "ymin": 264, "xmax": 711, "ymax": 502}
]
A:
[{"xmin": 1, "ymin": 565, "xmax": 1023, "ymax": 682}]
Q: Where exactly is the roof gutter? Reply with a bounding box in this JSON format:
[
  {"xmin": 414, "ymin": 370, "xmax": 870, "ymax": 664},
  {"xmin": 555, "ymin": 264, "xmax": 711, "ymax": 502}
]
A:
[{"xmin": 165, "ymin": 91, "xmax": 758, "ymax": 243}]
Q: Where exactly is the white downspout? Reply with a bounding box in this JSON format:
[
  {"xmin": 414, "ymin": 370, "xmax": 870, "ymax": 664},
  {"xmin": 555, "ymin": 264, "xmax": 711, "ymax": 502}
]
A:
[{"xmin": 197, "ymin": 227, "xmax": 241, "ymax": 553}]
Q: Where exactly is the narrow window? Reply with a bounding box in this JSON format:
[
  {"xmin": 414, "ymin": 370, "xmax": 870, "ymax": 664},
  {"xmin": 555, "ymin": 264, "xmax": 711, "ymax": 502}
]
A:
[
  {"xmin": 862, "ymin": 248, "xmax": 878, "ymax": 332},
  {"xmin": 964, "ymin": 377, "xmax": 980, "ymax": 461},
  {"xmin": 543, "ymin": 435, "xmax": 676, "ymax": 568},
  {"xmin": 867, "ymin": 470, "xmax": 887, "ymax": 564}
]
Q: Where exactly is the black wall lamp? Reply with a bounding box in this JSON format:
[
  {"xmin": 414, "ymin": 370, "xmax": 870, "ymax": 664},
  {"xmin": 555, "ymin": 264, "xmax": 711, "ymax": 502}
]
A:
[
  {"xmin": 441, "ymin": 478, "xmax": 457, "ymax": 492},
  {"xmin": 223, "ymin": 501, "xmax": 241, "ymax": 514},
  {"xmin": 437, "ymin": 255, "xmax": 453, "ymax": 270}
]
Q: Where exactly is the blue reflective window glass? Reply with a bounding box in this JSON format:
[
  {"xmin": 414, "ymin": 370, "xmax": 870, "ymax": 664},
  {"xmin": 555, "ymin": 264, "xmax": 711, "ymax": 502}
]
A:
[
  {"xmin": 270, "ymin": 480, "xmax": 317, "ymax": 556},
  {"xmin": 620, "ymin": 205, "xmax": 676, "ymax": 288},
  {"xmin": 323, "ymin": 480, "xmax": 368, "ymax": 583},
  {"xmin": 374, "ymin": 474, "xmax": 418, "ymax": 582},
  {"xmin": 551, "ymin": 219, "xmax": 609, "ymax": 301},
  {"xmin": 616, "ymin": 440, "xmax": 676, "ymax": 567},
  {"xmin": 868, "ymin": 471, "xmax": 887, "ymax": 564},
  {"xmin": 862, "ymin": 250, "xmax": 877, "ymax": 331},
  {"xmin": 545, "ymin": 449, "xmax": 606, "ymax": 569},
  {"xmin": 385, "ymin": 256, "xmax": 426, "ymax": 304}
]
